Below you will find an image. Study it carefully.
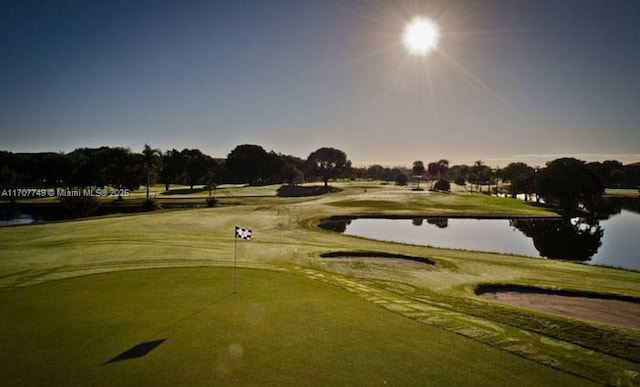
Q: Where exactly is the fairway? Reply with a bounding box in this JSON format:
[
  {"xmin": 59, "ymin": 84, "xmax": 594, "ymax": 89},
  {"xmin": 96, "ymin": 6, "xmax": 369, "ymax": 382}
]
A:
[
  {"xmin": 2, "ymin": 184, "xmax": 640, "ymax": 385},
  {"xmin": 0, "ymin": 268, "xmax": 593, "ymax": 386}
]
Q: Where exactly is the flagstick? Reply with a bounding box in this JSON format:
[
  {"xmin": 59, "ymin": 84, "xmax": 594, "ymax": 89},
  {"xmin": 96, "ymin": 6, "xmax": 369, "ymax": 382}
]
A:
[{"xmin": 234, "ymin": 228, "xmax": 238, "ymax": 293}]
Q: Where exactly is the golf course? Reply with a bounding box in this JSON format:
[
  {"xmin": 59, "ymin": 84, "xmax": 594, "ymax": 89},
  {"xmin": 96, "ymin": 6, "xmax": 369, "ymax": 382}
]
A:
[{"xmin": 1, "ymin": 182, "xmax": 639, "ymax": 386}]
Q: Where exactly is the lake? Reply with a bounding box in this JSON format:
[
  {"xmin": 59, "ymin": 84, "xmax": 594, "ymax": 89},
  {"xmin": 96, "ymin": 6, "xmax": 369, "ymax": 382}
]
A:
[{"xmin": 322, "ymin": 205, "xmax": 640, "ymax": 271}]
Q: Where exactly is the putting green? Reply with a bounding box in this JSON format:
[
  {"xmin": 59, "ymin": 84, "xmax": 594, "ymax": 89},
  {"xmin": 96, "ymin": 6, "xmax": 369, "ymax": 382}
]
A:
[{"xmin": 0, "ymin": 268, "xmax": 594, "ymax": 386}]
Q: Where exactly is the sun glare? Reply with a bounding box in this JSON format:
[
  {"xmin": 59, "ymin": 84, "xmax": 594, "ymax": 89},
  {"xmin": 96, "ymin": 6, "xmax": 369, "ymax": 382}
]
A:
[{"xmin": 403, "ymin": 17, "xmax": 439, "ymax": 56}]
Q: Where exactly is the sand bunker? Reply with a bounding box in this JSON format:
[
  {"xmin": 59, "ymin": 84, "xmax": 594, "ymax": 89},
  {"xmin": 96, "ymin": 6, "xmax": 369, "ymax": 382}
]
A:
[{"xmin": 477, "ymin": 285, "xmax": 640, "ymax": 330}]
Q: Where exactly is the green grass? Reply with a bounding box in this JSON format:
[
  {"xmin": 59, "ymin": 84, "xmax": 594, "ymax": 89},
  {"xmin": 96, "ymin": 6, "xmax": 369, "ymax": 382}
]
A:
[
  {"xmin": 0, "ymin": 268, "xmax": 594, "ymax": 386},
  {"xmin": 329, "ymin": 191, "xmax": 557, "ymax": 217},
  {"xmin": 1, "ymin": 186, "xmax": 639, "ymax": 385}
]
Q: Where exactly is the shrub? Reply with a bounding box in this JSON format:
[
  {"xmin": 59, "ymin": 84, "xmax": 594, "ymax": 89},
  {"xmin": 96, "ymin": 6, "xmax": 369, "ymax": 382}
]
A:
[
  {"xmin": 434, "ymin": 179, "xmax": 451, "ymax": 192},
  {"xmin": 141, "ymin": 198, "xmax": 162, "ymax": 212},
  {"xmin": 395, "ymin": 173, "xmax": 408, "ymax": 186},
  {"xmin": 206, "ymin": 197, "xmax": 217, "ymax": 207},
  {"xmin": 60, "ymin": 195, "xmax": 101, "ymax": 218}
]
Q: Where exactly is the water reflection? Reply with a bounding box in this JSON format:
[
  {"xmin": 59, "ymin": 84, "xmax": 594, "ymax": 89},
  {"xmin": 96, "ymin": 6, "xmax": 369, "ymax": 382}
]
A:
[
  {"xmin": 510, "ymin": 218, "xmax": 603, "ymax": 262},
  {"xmin": 427, "ymin": 218, "xmax": 449, "ymax": 229},
  {"xmin": 413, "ymin": 218, "xmax": 449, "ymax": 228},
  {"xmin": 317, "ymin": 218, "xmax": 352, "ymax": 233},
  {"xmin": 323, "ymin": 198, "xmax": 640, "ymax": 270}
]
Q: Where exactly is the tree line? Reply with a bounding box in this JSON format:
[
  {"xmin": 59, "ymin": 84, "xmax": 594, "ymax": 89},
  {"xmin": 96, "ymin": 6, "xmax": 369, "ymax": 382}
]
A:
[
  {"xmin": 0, "ymin": 144, "xmax": 353, "ymax": 196},
  {"xmin": 2, "ymin": 143, "xmax": 639, "ymax": 212}
]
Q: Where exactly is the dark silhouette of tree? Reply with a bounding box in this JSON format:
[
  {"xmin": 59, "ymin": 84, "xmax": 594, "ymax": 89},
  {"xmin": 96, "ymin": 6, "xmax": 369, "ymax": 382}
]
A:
[
  {"xmin": 226, "ymin": 144, "xmax": 273, "ymax": 184},
  {"xmin": 623, "ymin": 163, "xmax": 640, "ymax": 188},
  {"xmin": 103, "ymin": 147, "xmax": 140, "ymax": 197},
  {"xmin": 469, "ymin": 160, "xmax": 491, "ymax": 193},
  {"xmin": 412, "ymin": 161, "xmax": 425, "ymax": 189},
  {"xmin": 510, "ymin": 217, "xmax": 603, "ymax": 262},
  {"xmin": 394, "ymin": 171, "xmax": 409, "ymax": 186},
  {"xmin": 317, "ymin": 218, "xmax": 352, "ymax": 233},
  {"xmin": 433, "ymin": 179, "xmax": 451, "ymax": 191},
  {"xmin": 35, "ymin": 152, "xmax": 72, "ymax": 192},
  {"xmin": 536, "ymin": 158, "xmax": 604, "ymax": 212},
  {"xmin": 68, "ymin": 148, "xmax": 108, "ymax": 188},
  {"xmin": 142, "ymin": 144, "xmax": 162, "ymax": 199},
  {"xmin": 587, "ymin": 160, "xmax": 628, "ymax": 188},
  {"xmin": 436, "ymin": 159, "xmax": 449, "ymax": 179},
  {"xmin": 278, "ymin": 162, "xmax": 304, "ymax": 185},
  {"xmin": 0, "ymin": 151, "xmax": 23, "ymax": 205},
  {"xmin": 427, "ymin": 162, "xmax": 439, "ymax": 188},
  {"xmin": 367, "ymin": 164, "xmax": 386, "ymax": 181},
  {"xmin": 427, "ymin": 217, "xmax": 449, "ymax": 228},
  {"xmin": 304, "ymin": 147, "xmax": 349, "ymax": 187},
  {"xmin": 182, "ymin": 149, "xmax": 216, "ymax": 190},
  {"xmin": 502, "ymin": 162, "xmax": 535, "ymax": 200},
  {"xmin": 159, "ymin": 149, "xmax": 186, "ymax": 191},
  {"xmin": 449, "ymin": 164, "xmax": 469, "ymax": 188}
]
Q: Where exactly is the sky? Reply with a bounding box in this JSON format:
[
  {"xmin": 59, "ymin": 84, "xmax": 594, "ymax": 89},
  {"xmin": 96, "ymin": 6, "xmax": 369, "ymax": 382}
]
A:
[{"xmin": 1, "ymin": 0, "xmax": 639, "ymax": 167}]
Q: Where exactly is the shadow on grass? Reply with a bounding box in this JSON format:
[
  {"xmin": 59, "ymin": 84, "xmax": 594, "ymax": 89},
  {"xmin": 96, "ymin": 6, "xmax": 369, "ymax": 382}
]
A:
[
  {"xmin": 104, "ymin": 339, "xmax": 167, "ymax": 364},
  {"xmin": 161, "ymin": 187, "xmax": 207, "ymax": 195},
  {"xmin": 103, "ymin": 291, "xmax": 236, "ymax": 365}
]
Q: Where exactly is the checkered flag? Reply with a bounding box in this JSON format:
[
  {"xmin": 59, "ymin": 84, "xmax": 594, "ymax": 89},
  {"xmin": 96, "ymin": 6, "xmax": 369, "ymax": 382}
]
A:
[{"xmin": 235, "ymin": 226, "xmax": 252, "ymax": 241}]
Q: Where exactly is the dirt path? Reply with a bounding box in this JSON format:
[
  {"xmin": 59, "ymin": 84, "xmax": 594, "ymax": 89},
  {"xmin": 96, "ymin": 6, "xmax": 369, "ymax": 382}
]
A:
[{"xmin": 480, "ymin": 291, "xmax": 640, "ymax": 330}]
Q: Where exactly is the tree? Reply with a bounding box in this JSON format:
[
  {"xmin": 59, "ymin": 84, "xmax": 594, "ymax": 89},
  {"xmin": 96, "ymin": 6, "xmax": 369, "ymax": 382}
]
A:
[
  {"xmin": 103, "ymin": 147, "xmax": 140, "ymax": 198},
  {"xmin": 436, "ymin": 159, "xmax": 449, "ymax": 179},
  {"xmin": 427, "ymin": 162, "xmax": 439, "ymax": 187},
  {"xmin": 395, "ymin": 171, "xmax": 409, "ymax": 186},
  {"xmin": 433, "ymin": 179, "xmax": 451, "ymax": 191},
  {"xmin": 159, "ymin": 149, "xmax": 186, "ymax": 191},
  {"xmin": 68, "ymin": 147, "xmax": 110, "ymax": 188},
  {"xmin": 142, "ymin": 144, "xmax": 162, "ymax": 199},
  {"xmin": 449, "ymin": 164, "xmax": 469, "ymax": 188},
  {"xmin": 367, "ymin": 164, "xmax": 386, "ymax": 181},
  {"xmin": 226, "ymin": 144, "xmax": 273, "ymax": 184},
  {"xmin": 278, "ymin": 162, "xmax": 304, "ymax": 185},
  {"xmin": 502, "ymin": 162, "xmax": 535, "ymax": 199},
  {"xmin": 412, "ymin": 161, "xmax": 425, "ymax": 189},
  {"xmin": 304, "ymin": 147, "xmax": 349, "ymax": 187},
  {"xmin": 427, "ymin": 159, "xmax": 449, "ymax": 190},
  {"xmin": 469, "ymin": 160, "xmax": 491, "ymax": 193},
  {"xmin": 182, "ymin": 149, "xmax": 215, "ymax": 190},
  {"xmin": 587, "ymin": 160, "xmax": 628, "ymax": 188},
  {"xmin": 536, "ymin": 158, "xmax": 604, "ymax": 212}
]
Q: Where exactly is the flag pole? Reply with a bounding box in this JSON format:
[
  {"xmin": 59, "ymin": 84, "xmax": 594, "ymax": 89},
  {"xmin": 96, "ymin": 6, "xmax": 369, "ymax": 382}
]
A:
[{"xmin": 234, "ymin": 226, "xmax": 238, "ymax": 293}]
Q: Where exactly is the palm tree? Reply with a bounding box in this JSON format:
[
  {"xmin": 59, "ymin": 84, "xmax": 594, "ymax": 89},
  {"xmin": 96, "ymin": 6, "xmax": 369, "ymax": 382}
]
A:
[{"xmin": 142, "ymin": 144, "xmax": 162, "ymax": 199}]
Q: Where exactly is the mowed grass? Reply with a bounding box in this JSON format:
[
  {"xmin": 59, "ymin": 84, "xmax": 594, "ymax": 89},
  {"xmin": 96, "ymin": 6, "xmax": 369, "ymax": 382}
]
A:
[
  {"xmin": 0, "ymin": 267, "xmax": 594, "ymax": 387},
  {"xmin": 1, "ymin": 184, "xmax": 639, "ymax": 384},
  {"xmin": 328, "ymin": 191, "xmax": 556, "ymax": 217}
]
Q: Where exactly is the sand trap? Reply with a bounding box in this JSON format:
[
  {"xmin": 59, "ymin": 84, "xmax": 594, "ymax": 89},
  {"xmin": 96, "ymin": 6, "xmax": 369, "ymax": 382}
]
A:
[{"xmin": 477, "ymin": 286, "xmax": 640, "ymax": 330}]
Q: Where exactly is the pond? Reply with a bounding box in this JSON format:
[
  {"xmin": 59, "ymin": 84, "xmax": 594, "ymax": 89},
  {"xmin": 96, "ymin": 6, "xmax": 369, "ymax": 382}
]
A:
[
  {"xmin": 0, "ymin": 214, "xmax": 42, "ymax": 227},
  {"xmin": 320, "ymin": 200, "xmax": 640, "ymax": 271}
]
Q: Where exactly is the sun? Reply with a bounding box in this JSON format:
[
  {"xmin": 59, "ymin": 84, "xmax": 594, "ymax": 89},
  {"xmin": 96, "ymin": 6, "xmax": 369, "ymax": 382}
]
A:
[{"xmin": 403, "ymin": 17, "xmax": 439, "ymax": 56}]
